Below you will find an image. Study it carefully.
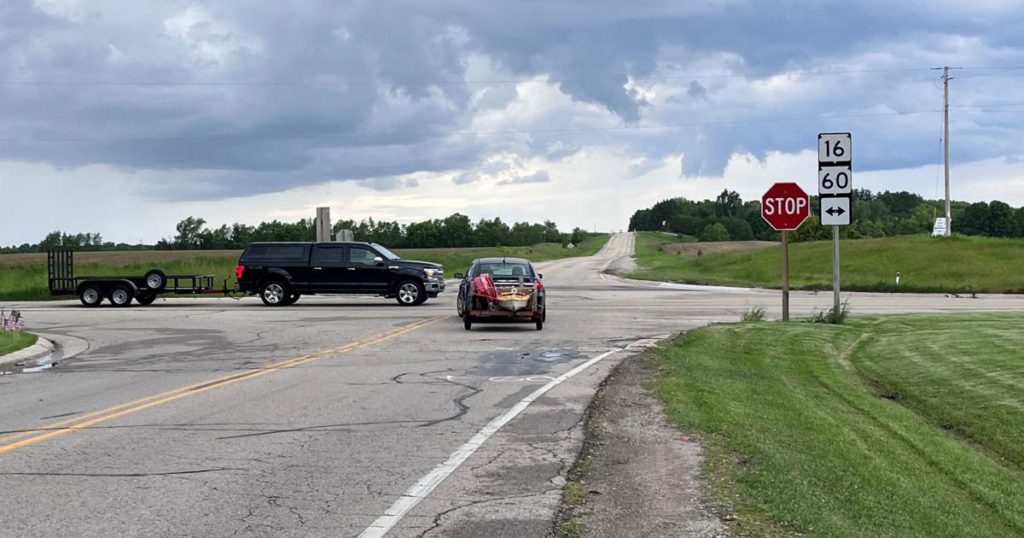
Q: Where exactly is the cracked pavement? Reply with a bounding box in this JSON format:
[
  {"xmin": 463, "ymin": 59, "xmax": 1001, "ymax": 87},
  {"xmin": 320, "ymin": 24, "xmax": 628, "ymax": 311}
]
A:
[{"xmin": 3, "ymin": 233, "xmax": 1024, "ymax": 537}]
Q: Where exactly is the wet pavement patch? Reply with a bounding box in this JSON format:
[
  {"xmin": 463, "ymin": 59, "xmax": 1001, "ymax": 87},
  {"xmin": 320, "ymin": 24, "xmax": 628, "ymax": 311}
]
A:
[{"xmin": 475, "ymin": 348, "xmax": 583, "ymax": 377}]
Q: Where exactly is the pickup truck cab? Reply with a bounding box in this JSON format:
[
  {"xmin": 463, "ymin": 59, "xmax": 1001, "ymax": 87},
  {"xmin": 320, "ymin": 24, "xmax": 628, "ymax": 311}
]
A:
[{"xmin": 236, "ymin": 241, "xmax": 444, "ymax": 306}]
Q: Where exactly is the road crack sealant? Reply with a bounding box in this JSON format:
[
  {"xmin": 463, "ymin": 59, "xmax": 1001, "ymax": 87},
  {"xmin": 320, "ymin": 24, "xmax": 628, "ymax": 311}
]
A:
[{"xmin": 357, "ymin": 345, "xmax": 630, "ymax": 538}]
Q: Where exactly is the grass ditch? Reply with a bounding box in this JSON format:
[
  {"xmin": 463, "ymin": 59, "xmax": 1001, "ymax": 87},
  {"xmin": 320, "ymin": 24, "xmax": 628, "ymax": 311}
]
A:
[
  {"xmin": 653, "ymin": 312, "xmax": 1024, "ymax": 537},
  {"xmin": 630, "ymin": 231, "xmax": 1024, "ymax": 293},
  {"xmin": 0, "ymin": 234, "xmax": 608, "ymax": 301}
]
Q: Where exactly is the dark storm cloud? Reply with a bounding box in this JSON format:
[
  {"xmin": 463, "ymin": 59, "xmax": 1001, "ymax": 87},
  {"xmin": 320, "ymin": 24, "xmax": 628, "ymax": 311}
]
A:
[{"xmin": 1, "ymin": 0, "xmax": 1022, "ymax": 197}]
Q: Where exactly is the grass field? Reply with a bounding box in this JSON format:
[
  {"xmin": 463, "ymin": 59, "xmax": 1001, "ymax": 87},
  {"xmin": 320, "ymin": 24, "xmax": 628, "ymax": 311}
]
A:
[
  {"xmin": 654, "ymin": 313, "xmax": 1024, "ymax": 537},
  {"xmin": 0, "ymin": 234, "xmax": 608, "ymax": 301},
  {"xmin": 630, "ymin": 231, "xmax": 1024, "ymax": 293},
  {"xmin": 0, "ymin": 331, "xmax": 37, "ymax": 356}
]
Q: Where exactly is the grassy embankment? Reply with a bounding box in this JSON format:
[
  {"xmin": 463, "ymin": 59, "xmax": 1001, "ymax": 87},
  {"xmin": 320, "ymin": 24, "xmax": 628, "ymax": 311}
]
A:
[
  {"xmin": 630, "ymin": 231, "xmax": 1024, "ymax": 293},
  {"xmin": 654, "ymin": 313, "xmax": 1024, "ymax": 537},
  {"xmin": 0, "ymin": 331, "xmax": 37, "ymax": 356},
  {"xmin": 0, "ymin": 234, "xmax": 608, "ymax": 301}
]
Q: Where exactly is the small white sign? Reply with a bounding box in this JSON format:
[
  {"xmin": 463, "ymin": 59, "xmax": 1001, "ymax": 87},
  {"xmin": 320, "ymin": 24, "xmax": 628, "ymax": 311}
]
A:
[
  {"xmin": 932, "ymin": 217, "xmax": 948, "ymax": 236},
  {"xmin": 820, "ymin": 196, "xmax": 851, "ymax": 226},
  {"xmin": 818, "ymin": 132, "xmax": 852, "ymax": 163},
  {"xmin": 818, "ymin": 165, "xmax": 853, "ymax": 196}
]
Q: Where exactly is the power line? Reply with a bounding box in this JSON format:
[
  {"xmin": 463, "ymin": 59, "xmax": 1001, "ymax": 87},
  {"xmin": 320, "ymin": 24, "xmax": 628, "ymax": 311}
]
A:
[
  {"xmin": 0, "ymin": 66, "xmax": 939, "ymax": 88},
  {"xmin": 0, "ymin": 109, "xmax": 940, "ymax": 143}
]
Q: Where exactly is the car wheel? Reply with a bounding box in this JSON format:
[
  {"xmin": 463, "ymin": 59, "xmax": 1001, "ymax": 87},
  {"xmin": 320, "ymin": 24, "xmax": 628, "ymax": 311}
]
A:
[
  {"xmin": 109, "ymin": 284, "xmax": 134, "ymax": 307},
  {"xmin": 144, "ymin": 269, "xmax": 167, "ymax": 291},
  {"xmin": 136, "ymin": 293, "xmax": 158, "ymax": 306},
  {"xmin": 80, "ymin": 285, "xmax": 103, "ymax": 307},
  {"xmin": 456, "ymin": 295, "xmax": 465, "ymax": 318},
  {"xmin": 396, "ymin": 280, "xmax": 426, "ymax": 306},
  {"xmin": 260, "ymin": 280, "xmax": 290, "ymax": 306},
  {"xmin": 464, "ymin": 315, "xmax": 472, "ymax": 330}
]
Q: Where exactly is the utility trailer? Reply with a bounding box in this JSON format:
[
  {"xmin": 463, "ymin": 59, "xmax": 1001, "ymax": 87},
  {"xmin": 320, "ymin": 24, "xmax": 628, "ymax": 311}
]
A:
[{"xmin": 47, "ymin": 247, "xmax": 224, "ymax": 307}]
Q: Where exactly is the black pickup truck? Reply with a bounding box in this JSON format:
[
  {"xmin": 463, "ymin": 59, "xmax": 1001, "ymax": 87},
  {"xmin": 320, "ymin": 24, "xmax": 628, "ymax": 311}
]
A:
[{"xmin": 236, "ymin": 241, "xmax": 444, "ymax": 306}]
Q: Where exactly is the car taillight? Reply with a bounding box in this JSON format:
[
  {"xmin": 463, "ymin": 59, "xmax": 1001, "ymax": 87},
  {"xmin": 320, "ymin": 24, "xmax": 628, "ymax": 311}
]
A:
[{"xmin": 235, "ymin": 265, "xmax": 246, "ymax": 279}]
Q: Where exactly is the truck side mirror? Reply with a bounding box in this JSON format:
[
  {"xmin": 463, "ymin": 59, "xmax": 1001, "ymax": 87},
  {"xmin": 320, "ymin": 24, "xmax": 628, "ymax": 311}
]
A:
[{"xmin": 374, "ymin": 257, "xmax": 385, "ymax": 266}]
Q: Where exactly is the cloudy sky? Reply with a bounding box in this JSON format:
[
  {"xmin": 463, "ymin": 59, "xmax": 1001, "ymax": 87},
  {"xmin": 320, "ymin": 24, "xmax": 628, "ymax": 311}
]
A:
[{"xmin": 1, "ymin": 0, "xmax": 1023, "ymax": 245}]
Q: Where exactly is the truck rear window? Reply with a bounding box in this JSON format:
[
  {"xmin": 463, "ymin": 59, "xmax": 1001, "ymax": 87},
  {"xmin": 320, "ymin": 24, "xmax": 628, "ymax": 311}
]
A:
[{"xmin": 244, "ymin": 245, "xmax": 307, "ymax": 260}]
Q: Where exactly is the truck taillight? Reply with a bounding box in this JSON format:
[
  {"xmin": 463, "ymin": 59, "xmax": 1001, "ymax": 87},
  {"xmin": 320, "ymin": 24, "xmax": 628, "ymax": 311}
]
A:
[{"xmin": 235, "ymin": 265, "xmax": 246, "ymax": 279}]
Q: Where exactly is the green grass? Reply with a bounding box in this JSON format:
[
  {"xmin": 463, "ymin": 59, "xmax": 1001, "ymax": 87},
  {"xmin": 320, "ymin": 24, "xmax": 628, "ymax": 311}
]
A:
[
  {"xmin": 653, "ymin": 313, "xmax": 1024, "ymax": 537},
  {"xmin": 0, "ymin": 331, "xmax": 37, "ymax": 356},
  {"xmin": 631, "ymin": 231, "xmax": 1024, "ymax": 293},
  {"xmin": 0, "ymin": 234, "xmax": 608, "ymax": 301}
]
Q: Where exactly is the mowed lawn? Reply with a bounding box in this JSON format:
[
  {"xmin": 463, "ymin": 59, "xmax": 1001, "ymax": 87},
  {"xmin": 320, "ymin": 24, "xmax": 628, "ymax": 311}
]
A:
[
  {"xmin": 654, "ymin": 312, "xmax": 1024, "ymax": 537},
  {"xmin": 0, "ymin": 234, "xmax": 608, "ymax": 301},
  {"xmin": 630, "ymin": 231, "xmax": 1024, "ymax": 293},
  {"xmin": 0, "ymin": 331, "xmax": 37, "ymax": 356}
]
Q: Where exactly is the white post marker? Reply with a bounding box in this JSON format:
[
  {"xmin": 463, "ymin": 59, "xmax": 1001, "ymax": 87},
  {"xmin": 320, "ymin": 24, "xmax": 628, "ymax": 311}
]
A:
[{"xmin": 818, "ymin": 132, "xmax": 853, "ymax": 314}]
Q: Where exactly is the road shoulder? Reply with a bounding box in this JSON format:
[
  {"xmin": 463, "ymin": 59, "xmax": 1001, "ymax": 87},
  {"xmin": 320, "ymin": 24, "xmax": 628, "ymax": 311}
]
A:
[{"xmin": 556, "ymin": 351, "xmax": 728, "ymax": 538}]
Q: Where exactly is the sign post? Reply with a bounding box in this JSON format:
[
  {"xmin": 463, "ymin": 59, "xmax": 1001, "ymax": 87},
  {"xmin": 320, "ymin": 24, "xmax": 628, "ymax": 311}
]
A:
[
  {"xmin": 818, "ymin": 133, "xmax": 853, "ymax": 314},
  {"xmin": 762, "ymin": 182, "xmax": 810, "ymax": 321}
]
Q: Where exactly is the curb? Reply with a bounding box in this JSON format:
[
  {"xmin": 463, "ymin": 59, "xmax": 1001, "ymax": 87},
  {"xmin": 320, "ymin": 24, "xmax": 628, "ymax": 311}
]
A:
[{"xmin": 0, "ymin": 335, "xmax": 55, "ymax": 369}]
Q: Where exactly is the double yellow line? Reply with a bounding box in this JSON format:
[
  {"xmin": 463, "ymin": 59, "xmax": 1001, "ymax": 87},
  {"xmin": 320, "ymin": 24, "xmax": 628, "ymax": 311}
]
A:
[{"xmin": 0, "ymin": 316, "xmax": 447, "ymax": 455}]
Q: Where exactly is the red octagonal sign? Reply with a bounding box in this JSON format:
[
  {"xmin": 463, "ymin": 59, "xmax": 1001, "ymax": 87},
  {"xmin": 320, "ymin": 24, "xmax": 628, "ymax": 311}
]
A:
[{"xmin": 762, "ymin": 182, "xmax": 810, "ymax": 231}]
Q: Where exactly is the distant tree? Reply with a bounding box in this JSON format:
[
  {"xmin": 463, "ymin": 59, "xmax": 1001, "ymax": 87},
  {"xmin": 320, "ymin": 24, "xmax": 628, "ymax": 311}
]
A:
[
  {"xmin": 988, "ymin": 201, "xmax": 1015, "ymax": 237},
  {"xmin": 441, "ymin": 213, "xmax": 474, "ymax": 247},
  {"xmin": 38, "ymin": 231, "xmax": 63, "ymax": 249},
  {"xmin": 1013, "ymin": 207, "xmax": 1024, "ymax": 238},
  {"xmin": 714, "ymin": 189, "xmax": 743, "ymax": 218},
  {"xmin": 720, "ymin": 217, "xmax": 754, "ymax": 241},
  {"xmin": 174, "ymin": 217, "xmax": 207, "ymax": 249},
  {"xmin": 959, "ymin": 202, "xmax": 991, "ymax": 236},
  {"xmin": 699, "ymin": 222, "xmax": 730, "ymax": 242}
]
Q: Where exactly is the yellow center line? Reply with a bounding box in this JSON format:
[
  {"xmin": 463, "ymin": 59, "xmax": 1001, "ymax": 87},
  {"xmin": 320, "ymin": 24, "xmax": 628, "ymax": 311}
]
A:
[{"xmin": 0, "ymin": 316, "xmax": 448, "ymax": 454}]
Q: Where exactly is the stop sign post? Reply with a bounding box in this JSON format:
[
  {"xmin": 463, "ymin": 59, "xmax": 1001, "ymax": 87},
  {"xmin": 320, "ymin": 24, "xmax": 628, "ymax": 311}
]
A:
[{"xmin": 762, "ymin": 182, "xmax": 810, "ymax": 321}]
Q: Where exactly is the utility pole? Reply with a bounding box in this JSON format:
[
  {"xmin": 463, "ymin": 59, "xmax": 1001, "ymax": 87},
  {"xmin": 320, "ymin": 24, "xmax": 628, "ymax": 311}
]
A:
[{"xmin": 934, "ymin": 66, "xmax": 961, "ymax": 236}]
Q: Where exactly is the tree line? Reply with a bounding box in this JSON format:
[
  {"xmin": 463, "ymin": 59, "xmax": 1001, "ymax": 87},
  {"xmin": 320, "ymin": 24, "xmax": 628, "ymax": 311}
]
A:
[
  {"xmin": 628, "ymin": 189, "xmax": 1024, "ymax": 242},
  {"xmin": 1, "ymin": 214, "xmax": 592, "ymax": 253}
]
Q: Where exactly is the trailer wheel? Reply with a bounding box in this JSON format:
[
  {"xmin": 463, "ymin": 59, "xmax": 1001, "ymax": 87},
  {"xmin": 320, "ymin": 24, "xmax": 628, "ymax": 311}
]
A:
[
  {"xmin": 80, "ymin": 285, "xmax": 103, "ymax": 308},
  {"xmin": 109, "ymin": 284, "xmax": 135, "ymax": 307},
  {"xmin": 136, "ymin": 293, "xmax": 157, "ymax": 306},
  {"xmin": 259, "ymin": 280, "xmax": 291, "ymax": 306},
  {"xmin": 464, "ymin": 315, "xmax": 472, "ymax": 330},
  {"xmin": 144, "ymin": 269, "xmax": 167, "ymax": 291},
  {"xmin": 535, "ymin": 318, "xmax": 544, "ymax": 331},
  {"xmin": 395, "ymin": 280, "xmax": 426, "ymax": 306}
]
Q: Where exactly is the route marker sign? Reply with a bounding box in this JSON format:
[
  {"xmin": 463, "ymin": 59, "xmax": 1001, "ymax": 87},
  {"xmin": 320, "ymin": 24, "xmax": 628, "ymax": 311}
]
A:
[
  {"xmin": 818, "ymin": 132, "xmax": 853, "ymax": 316},
  {"xmin": 761, "ymin": 182, "xmax": 810, "ymax": 231},
  {"xmin": 817, "ymin": 132, "xmax": 853, "ymax": 226}
]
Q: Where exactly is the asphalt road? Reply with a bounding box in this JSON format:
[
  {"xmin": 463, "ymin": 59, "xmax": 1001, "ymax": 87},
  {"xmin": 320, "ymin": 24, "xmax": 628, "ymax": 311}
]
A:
[{"xmin": 2, "ymin": 233, "xmax": 1023, "ymax": 537}]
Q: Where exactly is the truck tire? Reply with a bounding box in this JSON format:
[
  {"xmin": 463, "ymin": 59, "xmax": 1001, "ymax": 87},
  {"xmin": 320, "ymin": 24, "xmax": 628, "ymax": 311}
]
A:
[
  {"xmin": 109, "ymin": 284, "xmax": 135, "ymax": 307},
  {"xmin": 395, "ymin": 280, "xmax": 426, "ymax": 306},
  {"xmin": 144, "ymin": 269, "xmax": 167, "ymax": 291},
  {"xmin": 259, "ymin": 280, "xmax": 291, "ymax": 306},
  {"xmin": 136, "ymin": 293, "xmax": 158, "ymax": 306},
  {"xmin": 80, "ymin": 285, "xmax": 103, "ymax": 308},
  {"xmin": 282, "ymin": 293, "xmax": 301, "ymax": 306}
]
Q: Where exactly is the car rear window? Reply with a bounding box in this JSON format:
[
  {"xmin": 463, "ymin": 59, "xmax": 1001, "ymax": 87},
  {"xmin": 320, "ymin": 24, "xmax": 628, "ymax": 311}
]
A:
[{"xmin": 244, "ymin": 245, "xmax": 307, "ymax": 260}]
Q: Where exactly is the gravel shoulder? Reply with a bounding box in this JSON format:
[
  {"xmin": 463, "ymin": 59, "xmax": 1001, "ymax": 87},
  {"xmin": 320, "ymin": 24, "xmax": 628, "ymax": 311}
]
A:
[{"xmin": 556, "ymin": 351, "xmax": 728, "ymax": 538}]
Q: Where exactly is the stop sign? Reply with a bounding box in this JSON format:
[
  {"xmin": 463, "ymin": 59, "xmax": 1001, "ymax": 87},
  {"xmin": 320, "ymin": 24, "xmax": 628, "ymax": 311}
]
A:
[{"xmin": 762, "ymin": 182, "xmax": 810, "ymax": 231}]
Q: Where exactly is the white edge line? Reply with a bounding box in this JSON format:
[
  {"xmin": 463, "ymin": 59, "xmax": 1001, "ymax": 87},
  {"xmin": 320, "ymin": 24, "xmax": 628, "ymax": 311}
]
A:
[{"xmin": 357, "ymin": 347, "xmax": 622, "ymax": 538}]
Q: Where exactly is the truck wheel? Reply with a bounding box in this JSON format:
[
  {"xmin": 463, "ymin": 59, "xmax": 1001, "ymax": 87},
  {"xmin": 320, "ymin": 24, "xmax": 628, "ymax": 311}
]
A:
[
  {"xmin": 259, "ymin": 280, "xmax": 290, "ymax": 306},
  {"xmin": 282, "ymin": 293, "xmax": 301, "ymax": 306},
  {"xmin": 109, "ymin": 284, "xmax": 134, "ymax": 307},
  {"xmin": 464, "ymin": 315, "xmax": 472, "ymax": 330},
  {"xmin": 395, "ymin": 280, "xmax": 426, "ymax": 306},
  {"xmin": 80, "ymin": 285, "xmax": 103, "ymax": 307},
  {"xmin": 144, "ymin": 269, "xmax": 167, "ymax": 291},
  {"xmin": 136, "ymin": 293, "xmax": 158, "ymax": 306}
]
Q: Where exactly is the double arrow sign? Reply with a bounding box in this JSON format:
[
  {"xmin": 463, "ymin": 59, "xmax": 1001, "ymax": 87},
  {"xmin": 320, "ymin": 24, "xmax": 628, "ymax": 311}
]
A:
[{"xmin": 818, "ymin": 133, "xmax": 853, "ymax": 226}]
